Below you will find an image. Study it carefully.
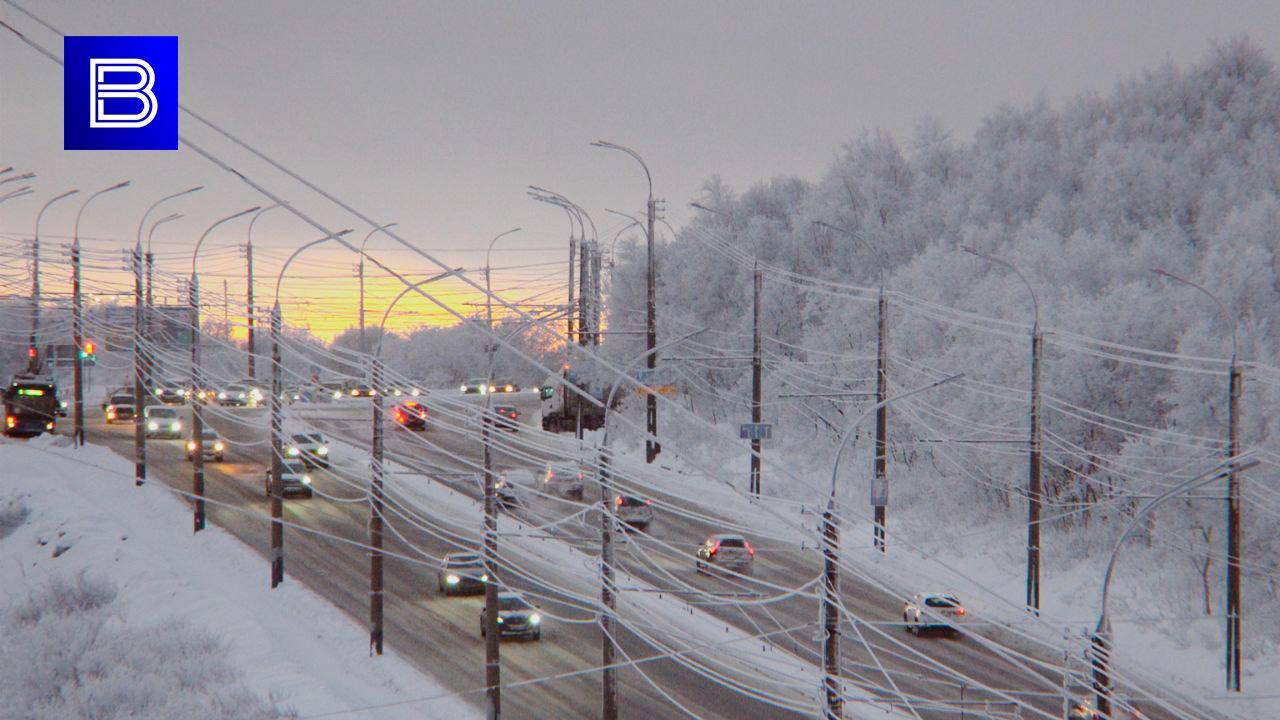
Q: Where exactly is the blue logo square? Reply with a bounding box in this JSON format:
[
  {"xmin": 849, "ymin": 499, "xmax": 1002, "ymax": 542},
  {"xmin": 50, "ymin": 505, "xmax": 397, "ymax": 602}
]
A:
[{"xmin": 64, "ymin": 36, "xmax": 178, "ymax": 150}]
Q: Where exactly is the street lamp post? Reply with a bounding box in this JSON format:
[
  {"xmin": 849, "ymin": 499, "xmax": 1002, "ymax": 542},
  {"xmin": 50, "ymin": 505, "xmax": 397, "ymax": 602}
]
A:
[
  {"xmin": 143, "ymin": 213, "xmax": 184, "ymax": 388},
  {"xmin": 1152, "ymin": 267, "xmax": 1244, "ymax": 691},
  {"xmin": 368, "ymin": 266, "xmax": 461, "ymax": 657},
  {"xmin": 814, "ymin": 221, "xmax": 891, "ymax": 549},
  {"xmin": 593, "ymin": 140, "xmax": 660, "ymax": 462},
  {"xmin": 962, "ymin": 245, "xmax": 1043, "ymax": 614},
  {"xmin": 246, "ymin": 205, "xmax": 283, "ymax": 383},
  {"xmin": 268, "ymin": 230, "xmax": 354, "ymax": 586},
  {"xmin": 1091, "ymin": 455, "xmax": 1257, "ymax": 716},
  {"xmin": 72, "ymin": 180, "xmax": 130, "ymax": 448},
  {"xmin": 597, "ymin": 328, "xmax": 706, "ymax": 720},
  {"xmin": 821, "ymin": 374, "xmax": 962, "ymax": 719},
  {"xmin": 190, "ymin": 207, "xmax": 261, "ymax": 531},
  {"xmin": 31, "ymin": 189, "xmax": 80, "ymax": 373}
]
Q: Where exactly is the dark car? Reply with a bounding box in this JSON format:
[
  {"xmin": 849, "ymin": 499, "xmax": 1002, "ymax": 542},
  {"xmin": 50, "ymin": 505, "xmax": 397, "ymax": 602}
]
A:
[
  {"xmin": 104, "ymin": 394, "xmax": 137, "ymax": 424},
  {"xmin": 153, "ymin": 383, "xmax": 187, "ymax": 405},
  {"xmin": 437, "ymin": 551, "xmax": 488, "ymax": 595},
  {"xmin": 490, "ymin": 380, "xmax": 520, "ymax": 393},
  {"xmin": 484, "ymin": 405, "xmax": 520, "ymax": 431},
  {"xmin": 480, "ymin": 592, "xmax": 542, "ymax": 640},
  {"xmin": 264, "ymin": 459, "xmax": 314, "ymax": 498},
  {"xmin": 392, "ymin": 400, "xmax": 428, "ymax": 430}
]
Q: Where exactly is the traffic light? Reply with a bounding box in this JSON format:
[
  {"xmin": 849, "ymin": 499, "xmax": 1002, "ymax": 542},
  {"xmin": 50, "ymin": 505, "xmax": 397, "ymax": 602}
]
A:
[{"xmin": 81, "ymin": 341, "xmax": 96, "ymax": 360}]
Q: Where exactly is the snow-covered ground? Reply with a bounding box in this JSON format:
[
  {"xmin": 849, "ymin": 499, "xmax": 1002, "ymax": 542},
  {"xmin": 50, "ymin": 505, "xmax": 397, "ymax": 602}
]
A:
[{"xmin": 0, "ymin": 433, "xmax": 480, "ymax": 720}]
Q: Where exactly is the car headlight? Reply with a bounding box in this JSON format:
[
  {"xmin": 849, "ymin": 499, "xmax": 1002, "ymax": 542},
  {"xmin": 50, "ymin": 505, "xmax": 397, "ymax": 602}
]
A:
[
  {"xmin": 411, "ymin": 388, "xmax": 420, "ymax": 397},
  {"xmin": 148, "ymin": 421, "xmax": 158, "ymax": 430},
  {"xmin": 459, "ymin": 384, "xmax": 467, "ymax": 392},
  {"xmin": 287, "ymin": 447, "xmax": 300, "ymax": 456},
  {"xmin": 187, "ymin": 441, "xmax": 196, "ymax": 451},
  {"xmin": 154, "ymin": 388, "xmax": 163, "ymax": 396},
  {"xmin": 45, "ymin": 422, "xmax": 54, "ymax": 430},
  {"xmin": 495, "ymin": 616, "xmax": 504, "ymax": 624},
  {"xmin": 529, "ymin": 613, "xmax": 541, "ymax": 625},
  {"xmin": 171, "ymin": 422, "xmax": 182, "ymax": 431},
  {"xmin": 301, "ymin": 475, "xmax": 312, "ymax": 485},
  {"xmin": 218, "ymin": 392, "xmax": 227, "ymax": 399},
  {"xmin": 237, "ymin": 392, "xmax": 246, "ymax": 399},
  {"xmin": 350, "ymin": 389, "xmax": 358, "ymax": 396},
  {"xmin": 60, "ymin": 400, "xmax": 68, "ymax": 408},
  {"xmin": 332, "ymin": 391, "xmax": 341, "ymax": 399},
  {"xmin": 480, "ymin": 573, "xmax": 489, "ymax": 582},
  {"xmin": 445, "ymin": 574, "xmax": 460, "ymax": 585},
  {"xmin": 316, "ymin": 446, "xmax": 329, "ymax": 456}
]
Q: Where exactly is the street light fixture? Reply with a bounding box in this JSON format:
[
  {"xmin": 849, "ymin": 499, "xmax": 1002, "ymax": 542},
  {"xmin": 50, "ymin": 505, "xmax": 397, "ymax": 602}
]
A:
[
  {"xmin": 961, "ymin": 244, "xmax": 1043, "ymax": 614},
  {"xmin": 1151, "ymin": 266, "xmax": 1244, "ymax": 691},
  {"xmin": 72, "ymin": 180, "xmax": 131, "ymax": 448}
]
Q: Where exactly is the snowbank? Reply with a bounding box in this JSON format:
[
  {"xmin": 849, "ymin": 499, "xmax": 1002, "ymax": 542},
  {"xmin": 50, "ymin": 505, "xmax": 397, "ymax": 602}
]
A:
[{"xmin": 0, "ymin": 434, "xmax": 480, "ymax": 720}]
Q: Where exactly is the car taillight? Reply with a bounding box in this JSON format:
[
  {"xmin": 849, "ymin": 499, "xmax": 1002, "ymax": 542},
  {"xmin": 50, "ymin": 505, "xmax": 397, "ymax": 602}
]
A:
[
  {"xmin": 708, "ymin": 541, "xmax": 720, "ymax": 556},
  {"xmin": 615, "ymin": 496, "xmax": 624, "ymax": 506},
  {"xmin": 5, "ymin": 416, "xmax": 14, "ymax": 428},
  {"xmin": 745, "ymin": 541, "xmax": 756, "ymax": 556},
  {"xmin": 956, "ymin": 607, "xmax": 966, "ymax": 616}
]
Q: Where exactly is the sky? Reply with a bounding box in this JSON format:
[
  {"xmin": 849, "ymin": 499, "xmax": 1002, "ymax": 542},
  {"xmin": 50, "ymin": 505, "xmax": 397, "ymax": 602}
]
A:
[{"xmin": 3, "ymin": 0, "xmax": 1279, "ymax": 338}]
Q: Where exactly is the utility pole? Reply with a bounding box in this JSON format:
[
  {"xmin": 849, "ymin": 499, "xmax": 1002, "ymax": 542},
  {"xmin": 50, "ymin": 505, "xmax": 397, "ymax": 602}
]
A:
[
  {"xmin": 578, "ymin": 225, "xmax": 590, "ymax": 347},
  {"xmin": 223, "ymin": 279, "xmax": 230, "ymax": 339},
  {"xmin": 1028, "ymin": 327, "xmax": 1043, "ymax": 615},
  {"xmin": 750, "ymin": 265, "xmax": 762, "ymax": 496},
  {"xmin": 133, "ymin": 244, "xmax": 146, "ymax": 487},
  {"xmin": 600, "ymin": 445, "xmax": 618, "ymax": 720},
  {"xmin": 1226, "ymin": 361, "xmax": 1242, "ymax": 692},
  {"xmin": 821, "ymin": 497, "xmax": 842, "ymax": 720},
  {"xmin": 645, "ymin": 194, "xmax": 659, "ymax": 463},
  {"xmin": 370, "ymin": 355, "xmax": 385, "ymax": 655},
  {"xmin": 592, "ymin": 240, "xmax": 603, "ymax": 346},
  {"xmin": 245, "ymin": 237, "xmax": 256, "ymax": 381},
  {"xmin": 483, "ymin": 288, "xmax": 501, "ymax": 720},
  {"xmin": 145, "ymin": 249, "xmax": 155, "ymax": 386},
  {"xmin": 190, "ymin": 275, "xmax": 206, "ymax": 532},
  {"xmin": 270, "ymin": 303, "xmax": 285, "ymax": 588},
  {"xmin": 32, "ymin": 190, "xmax": 79, "ymax": 373},
  {"xmin": 873, "ymin": 287, "xmax": 888, "ymax": 551},
  {"xmin": 567, "ymin": 235, "xmax": 576, "ymax": 344},
  {"xmin": 72, "ymin": 238, "xmax": 85, "ymax": 447},
  {"xmin": 73, "ymin": 180, "xmax": 133, "ymax": 448}
]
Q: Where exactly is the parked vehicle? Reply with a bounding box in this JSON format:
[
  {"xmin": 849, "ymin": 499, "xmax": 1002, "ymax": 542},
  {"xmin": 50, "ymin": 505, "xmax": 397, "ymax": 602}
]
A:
[
  {"xmin": 143, "ymin": 406, "xmax": 183, "ymax": 438},
  {"xmin": 3, "ymin": 375, "xmax": 58, "ymax": 437},
  {"xmin": 480, "ymin": 592, "xmax": 542, "ymax": 640},
  {"xmin": 695, "ymin": 533, "xmax": 755, "ymax": 575},
  {"xmin": 437, "ymin": 552, "xmax": 487, "ymax": 595},
  {"xmin": 903, "ymin": 592, "xmax": 967, "ymax": 636}
]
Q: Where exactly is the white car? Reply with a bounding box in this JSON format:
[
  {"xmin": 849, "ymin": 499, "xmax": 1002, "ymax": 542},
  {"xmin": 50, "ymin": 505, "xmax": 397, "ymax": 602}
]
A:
[
  {"xmin": 903, "ymin": 592, "xmax": 967, "ymax": 636},
  {"xmin": 286, "ymin": 432, "xmax": 330, "ymax": 468},
  {"xmin": 537, "ymin": 462, "xmax": 587, "ymax": 501},
  {"xmin": 613, "ymin": 495, "xmax": 653, "ymax": 531}
]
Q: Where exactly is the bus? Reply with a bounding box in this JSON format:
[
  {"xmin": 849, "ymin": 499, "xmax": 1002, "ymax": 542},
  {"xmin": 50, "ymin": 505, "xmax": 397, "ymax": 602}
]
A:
[{"xmin": 4, "ymin": 374, "xmax": 59, "ymax": 437}]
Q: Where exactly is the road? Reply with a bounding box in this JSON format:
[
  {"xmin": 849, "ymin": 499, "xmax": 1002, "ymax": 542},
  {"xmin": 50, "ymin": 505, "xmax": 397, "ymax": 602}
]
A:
[{"xmin": 81, "ymin": 393, "xmax": 1209, "ymax": 720}]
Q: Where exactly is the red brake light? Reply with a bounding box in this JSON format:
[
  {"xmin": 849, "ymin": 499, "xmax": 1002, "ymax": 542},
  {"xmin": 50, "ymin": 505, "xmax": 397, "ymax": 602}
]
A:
[
  {"xmin": 956, "ymin": 607, "xmax": 966, "ymax": 616},
  {"xmin": 615, "ymin": 496, "xmax": 624, "ymax": 506},
  {"xmin": 708, "ymin": 541, "xmax": 720, "ymax": 556},
  {"xmin": 745, "ymin": 541, "xmax": 756, "ymax": 556}
]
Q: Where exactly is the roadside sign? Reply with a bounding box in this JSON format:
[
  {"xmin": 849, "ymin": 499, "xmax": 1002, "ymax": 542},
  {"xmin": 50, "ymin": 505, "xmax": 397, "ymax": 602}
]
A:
[{"xmin": 739, "ymin": 423, "xmax": 772, "ymax": 440}]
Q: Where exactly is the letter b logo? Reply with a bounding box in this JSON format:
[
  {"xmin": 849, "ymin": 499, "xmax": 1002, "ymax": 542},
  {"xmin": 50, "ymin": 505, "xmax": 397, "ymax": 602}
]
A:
[{"xmin": 65, "ymin": 37, "xmax": 177, "ymax": 150}]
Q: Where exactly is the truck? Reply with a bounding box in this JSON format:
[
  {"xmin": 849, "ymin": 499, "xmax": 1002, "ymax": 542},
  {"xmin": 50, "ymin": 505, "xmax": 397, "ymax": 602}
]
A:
[
  {"xmin": 538, "ymin": 371, "xmax": 607, "ymax": 433},
  {"xmin": 4, "ymin": 374, "xmax": 59, "ymax": 437}
]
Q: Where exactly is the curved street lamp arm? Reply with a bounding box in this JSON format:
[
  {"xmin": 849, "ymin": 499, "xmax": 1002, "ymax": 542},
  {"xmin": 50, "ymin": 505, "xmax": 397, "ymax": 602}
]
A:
[
  {"xmin": 361, "ymin": 222, "xmax": 400, "ymax": 254},
  {"xmin": 485, "ymin": 227, "xmax": 523, "ymax": 272},
  {"xmin": 1, "ymin": 186, "xmax": 35, "ymax": 203},
  {"xmin": 602, "ymin": 328, "xmax": 708, "ymax": 446},
  {"xmin": 1097, "ymin": 454, "xmax": 1257, "ymax": 633},
  {"xmin": 273, "ymin": 229, "xmax": 354, "ymax": 308},
  {"xmin": 592, "ymin": 140, "xmax": 652, "ymax": 201},
  {"xmin": 138, "ymin": 185, "xmax": 203, "ymax": 252},
  {"xmin": 247, "ymin": 204, "xmax": 284, "ymax": 247},
  {"xmin": 192, "ymin": 206, "xmax": 261, "ymax": 277},
  {"xmin": 1152, "ymin": 268, "xmax": 1238, "ymax": 363},
  {"xmin": 961, "ymin": 245, "xmax": 1039, "ymax": 331},
  {"xmin": 147, "ymin": 213, "xmax": 184, "ymax": 248},
  {"xmin": 36, "ymin": 189, "xmax": 80, "ymax": 235},
  {"xmin": 74, "ymin": 181, "xmax": 131, "ymax": 244},
  {"xmin": 374, "ymin": 266, "xmax": 464, "ymax": 358},
  {"xmin": 829, "ymin": 374, "xmax": 963, "ymax": 496},
  {"xmin": 0, "ymin": 171, "xmax": 35, "ymax": 186},
  {"xmin": 813, "ymin": 220, "xmax": 887, "ymax": 290}
]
